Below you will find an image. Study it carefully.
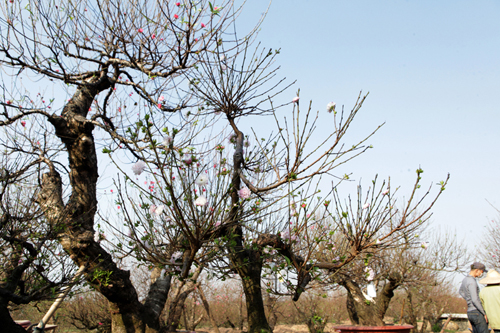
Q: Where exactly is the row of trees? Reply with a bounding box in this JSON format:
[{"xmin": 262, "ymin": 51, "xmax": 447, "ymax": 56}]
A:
[
  {"xmin": 0, "ymin": 1, "xmax": 463, "ymax": 332},
  {"xmin": 9, "ymin": 275, "xmax": 467, "ymax": 333}
]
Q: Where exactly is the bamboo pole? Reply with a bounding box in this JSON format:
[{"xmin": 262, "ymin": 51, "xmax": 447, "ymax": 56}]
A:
[{"xmin": 33, "ymin": 265, "xmax": 86, "ymax": 333}]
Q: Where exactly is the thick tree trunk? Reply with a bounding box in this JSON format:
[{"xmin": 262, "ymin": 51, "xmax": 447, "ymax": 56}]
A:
[
  {"xmin": 0, "ymin": 299, "xmax": 27, "ymax": 333},
  {"xmin": 345, "ymin": 288, "xmax": 385, "ymax": 326},
  {"xmin": 342, "ymin": 275, "xmax": 401, "ymax": 326},
  {"xmin": 346, "ymin": 291, "xmax": 360, "ymax": 325},
  {"xmin": 36, "ymin": 81, "xmax": 169, "ymax": 333},
  {"xmin": 231, "ymin": 249, "xmax": 271, "ymax": 333}
]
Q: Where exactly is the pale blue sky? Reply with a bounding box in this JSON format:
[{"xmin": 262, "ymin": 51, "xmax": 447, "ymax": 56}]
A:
[{"xmin": 235, "ymin": 0, "xmax": 500, "ymax": 257}]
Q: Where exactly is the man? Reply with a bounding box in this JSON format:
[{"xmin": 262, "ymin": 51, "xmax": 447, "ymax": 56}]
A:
[
  {"xmin": 480, "ymin": 269, "xmax": 500, "ymax": 333},
  {"xmin": 459, "ymin": 262, "xmax": 488, "ymax": 333}
]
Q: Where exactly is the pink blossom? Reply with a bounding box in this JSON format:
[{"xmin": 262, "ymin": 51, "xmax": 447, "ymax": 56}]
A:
[
  {"xmin": 174, "ymin": 14, "xmax": 179, "ymax": 19},
  {"xmin": 382, "ymin": 189, "xmax": 389, "ymax": 195},
  {"xmin": 171, "ymin": 251, "xmax": 183, "ymax": 263},
  {"xmin": 176, "ymin": 2, "xmax": 181, "ymax": 6},
  {"xmin": 201, "ymin": 23, "xmax": 206, "ymax": 28},
  {"xmin": 238, "ymin": 187, "xmax": 251, "ymax": 199},
  {"xmin": 158, "ymin": 96, "xmax": 165, "ymax": 102},
  {"xmin": 292, "ymin": 96, "xmax": 299, "ymax": 104},
  {"xmin": 6, "ymin": 100, "xmax": 11, "ymax": 105},
  {"xmin": 21, "ymin": 121, "xmax": 26, "ymax": 127},
  {"xmin": 362, "ymin": 203, "xmax": 370, "ymax": 210},
  {"xmin": 365, "ymin": 267, "xmax": 375, "ymax": 281},
  {"xmin": 138, "ymin": 28, "xmax": 144, "ymax": 33}
]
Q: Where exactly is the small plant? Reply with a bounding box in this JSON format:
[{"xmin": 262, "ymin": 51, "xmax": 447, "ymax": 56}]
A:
[
  {"xmin": 432, "ymin": 323, "xmax": 442, "ymax": 332},
  {"xmin": 307, "ymin": 314, "xmax": 329, "ymax": 333}
]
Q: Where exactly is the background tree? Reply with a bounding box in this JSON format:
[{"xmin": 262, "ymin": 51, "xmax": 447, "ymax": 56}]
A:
[
  {"xmin": 321, "ymin": 219, "xmax": 468, "ymax": 326},
  {"xmin": 480, "ymin": 212, "xmax": 500, "ymax": 270}
]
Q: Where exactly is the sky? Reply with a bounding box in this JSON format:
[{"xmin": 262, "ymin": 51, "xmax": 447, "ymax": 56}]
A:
[{"xmin": 232, "ymin": 0, "xmax": 500, "ymax": 261}]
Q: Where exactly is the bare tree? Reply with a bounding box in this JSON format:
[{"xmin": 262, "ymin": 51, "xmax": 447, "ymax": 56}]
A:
[
  {"xmin": 480, "ymin": 213, "xmax": 500, "ymax": 270},
  {"xmin": 0, "ymin": 0, "xmax": 266, "ymax": 331},
  {"xmin": 326, "ymin": 221, "xmax": 468, "ymax": 326},
  {"xmin": 0, "ymin": 1, "xmax": 453, "ymax": 333}
]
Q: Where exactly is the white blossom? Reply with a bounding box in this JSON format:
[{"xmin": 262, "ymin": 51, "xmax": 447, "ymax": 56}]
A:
[
  {"xmin": 132, "ymin": 160, "xmax": 147, "ymax": 175},
  {"xmin": 194, "ymin": 195, "xmax": 207, "ymax": 206},
  {"xmin": 155, "ymin": 205, "xmax": 165, "ymax": 216},
  {"xmin": 326, "ymin": 102, "xmax": 336, "ymax": 113},
  {"xmin": 195, "ymin": 174, "xmax": 209, "ymax": 186},
  {"xmin": 163, "ymin": 136, "xmax": 173, "ymax": 147},
  {"xmin": 365, "ymin": 267, "xmax": 375, "ymax": 281}
]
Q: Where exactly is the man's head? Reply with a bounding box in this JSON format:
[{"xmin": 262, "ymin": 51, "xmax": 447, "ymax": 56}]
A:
[{"xmin": 470, "ymin": 262, "xmax": 487, "ymax": 277}]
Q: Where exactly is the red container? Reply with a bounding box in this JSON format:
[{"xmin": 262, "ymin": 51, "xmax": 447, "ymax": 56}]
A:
[{"xmin": 334, "ymin": 325, "xmax": 414, "ymax": 333}]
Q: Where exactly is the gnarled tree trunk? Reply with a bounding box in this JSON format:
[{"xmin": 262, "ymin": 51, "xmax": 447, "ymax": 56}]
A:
[
  {"xmin": 342, "ymin": 274, "xmax": 402, "ymax": 326},
  {"xmin": 37, "ymin": 83, "xmax": 171, "ymax": 333}
]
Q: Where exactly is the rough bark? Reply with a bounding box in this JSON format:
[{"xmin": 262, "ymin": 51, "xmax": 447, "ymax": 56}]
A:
[
  {"xmin": 36, "ymin": 82, "xmax": 168, "ymax": 333},
  {"xmin": 230, "ymin": 248, "xmax": 271, "ymax": 333},
  {"xmin": 342, "ymin": 274, "xmax": 402, "ymax": 326},
  {"xmin": 226, "ymin": 124, "xmax": 271, "ymax": 333},
  {"xmin": 346, "ymin": 291, "xmax": 360, "ymax": 325},
  {"xmin": 406, "ymin": 292, "xmax": 418, "ymax": 333},
  {"xmin": 165, "ymin": 265, "xmax": 203, "ymax": 332}
]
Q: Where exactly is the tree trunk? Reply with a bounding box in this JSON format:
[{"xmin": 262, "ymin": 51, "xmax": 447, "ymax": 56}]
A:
[
  {"xmin": 36, "ymin": 82, "xmax": 169, "ymax": 333},
  {"xmin": 406, "ymin": 291, "xmax": 418, "ymax": 333},
  {"xmin": 0, "ymin": 299, "xmax": 28, "ymax": 333},
  {"xmin": 346, "ymin": 291, "xmax": 360, "ymax": 325},
  {"xmin": 231, "ymin": 249, "xmax": 271, "ymax": 333},
  {"xmin": 341, "ymin": 275, "xmax": 401, "ymax": 326},
  {"xmin": 165, "ymin": 265, "xmax": 203, "ymax": 332},
  {"xmin": 345, "ymin": 288, "xmax": 385, "ymax": 326},
  {"xmin": 226, "ymin": 126, "xmax": 271, "ymax": 333}
]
